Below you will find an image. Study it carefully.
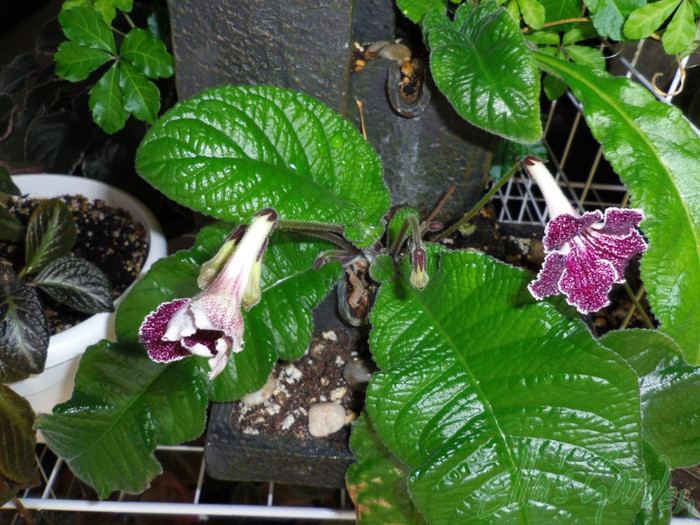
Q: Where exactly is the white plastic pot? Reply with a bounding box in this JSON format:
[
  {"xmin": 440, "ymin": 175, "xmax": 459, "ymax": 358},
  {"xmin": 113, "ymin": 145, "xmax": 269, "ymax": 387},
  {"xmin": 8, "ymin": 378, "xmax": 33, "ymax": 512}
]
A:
[{"xmin": 7, "ymin": 174, "xmax": 168, "ymax": 415}]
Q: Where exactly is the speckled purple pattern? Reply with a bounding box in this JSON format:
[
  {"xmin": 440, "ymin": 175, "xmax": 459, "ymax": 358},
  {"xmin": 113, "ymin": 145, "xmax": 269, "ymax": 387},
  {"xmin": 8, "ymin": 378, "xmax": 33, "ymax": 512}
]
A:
[
  {"xmin": 139, "ymin": 299, "xmax": 192, "ymax": 363},
  {"xmin": 529, "ymin": 208, "xmax": 647, "ymax": 313}
]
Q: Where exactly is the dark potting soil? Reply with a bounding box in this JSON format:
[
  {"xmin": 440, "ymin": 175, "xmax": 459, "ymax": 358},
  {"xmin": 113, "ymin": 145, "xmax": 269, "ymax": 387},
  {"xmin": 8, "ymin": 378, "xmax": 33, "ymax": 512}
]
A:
[{"xmin": 0, "ymin": 194, "xmax": 148, "ymax": 335}]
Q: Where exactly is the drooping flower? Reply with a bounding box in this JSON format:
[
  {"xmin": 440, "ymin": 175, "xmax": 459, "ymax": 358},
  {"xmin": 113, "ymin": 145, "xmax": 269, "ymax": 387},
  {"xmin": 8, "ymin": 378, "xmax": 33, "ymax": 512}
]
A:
[
  {"xmin": 523, "ymin": 157, "xmax": 647, "ymax": 314},
  {"xmin": 139, "ymin": 209, "xmax": 278, "ymax": 379}
]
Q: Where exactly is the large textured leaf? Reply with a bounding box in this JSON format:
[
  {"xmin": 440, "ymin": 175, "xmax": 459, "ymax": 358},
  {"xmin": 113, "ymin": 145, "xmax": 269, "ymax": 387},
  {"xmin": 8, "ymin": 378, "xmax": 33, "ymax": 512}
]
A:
[
  {"xmin": 24, "ymin": 198, "xmax": 77, "ymax": 275},
  {"xmin": 135, "ymin": 85, "xmax": 390, "ymax": 247},
  {"xmin": 120, "ymin": 28, "xmax": 173, "ymax": 78},
  {"xmin": 601, "ymin": 329, "xmax": 700, "ymax": 468},
  {"xmin": 0, "ymin": 385, "xmax": 36, "ymax": 485},
  {"xmin": 367, "ymin": 248, "xmax": 644, "ymax": 523},
  {"xmin": 347, "ymin": 414, "xmax": 425, "ymax": 524},
  {"xmin": 37, "ymin": 341, "xmax": 207, "ymax": 498},
  {"xmin": 424, "ymin": 4, "xmax": 542, "ymax": 144},
  {"xmin": 536, "ymin": 53, "xmax": 700, "ymax": 363},
  {"xmin": 583, "ymin": 0, "xmax": 645, "ymax": 40}
]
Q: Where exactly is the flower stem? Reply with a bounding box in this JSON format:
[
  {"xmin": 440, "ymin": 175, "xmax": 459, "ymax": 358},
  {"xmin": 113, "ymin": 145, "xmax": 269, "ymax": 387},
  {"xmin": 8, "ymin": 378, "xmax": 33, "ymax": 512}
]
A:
[
  {"xmin": 432, "ymin": 163, "xmax": 519, "ymax": 242},
  {"xmin": 279, "ymin": 220, "xmax": 358, "ymax": 253}
]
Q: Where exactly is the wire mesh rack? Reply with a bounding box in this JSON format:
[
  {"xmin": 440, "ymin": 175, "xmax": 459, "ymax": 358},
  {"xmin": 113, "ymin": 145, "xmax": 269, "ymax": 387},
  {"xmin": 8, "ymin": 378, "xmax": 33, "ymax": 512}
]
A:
[{"xmin": 3, "ymin": 37, "xmax": 698, "ymax": 525}]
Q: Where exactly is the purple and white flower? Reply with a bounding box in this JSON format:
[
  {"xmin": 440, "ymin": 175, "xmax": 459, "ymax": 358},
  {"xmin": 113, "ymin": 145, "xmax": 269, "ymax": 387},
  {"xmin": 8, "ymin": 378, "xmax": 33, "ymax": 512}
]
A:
[
  {"xmin": 138, "ymin": 209, "xmax": 278, "ymax": 379},
  {"xmin": 523, "ymin": 156, "xmax": 647, "ymax": 314}
]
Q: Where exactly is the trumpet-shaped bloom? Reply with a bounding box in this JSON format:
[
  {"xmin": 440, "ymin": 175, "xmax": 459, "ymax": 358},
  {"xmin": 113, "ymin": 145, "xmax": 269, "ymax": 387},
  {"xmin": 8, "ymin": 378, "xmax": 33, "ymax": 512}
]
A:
[
  {"xmin": 524, "ymin": 157, "xmax": 647, "ymax": 314},
  {"xmin": 139, "ymin": 209, "xmax": 277, "ymax": 379}
]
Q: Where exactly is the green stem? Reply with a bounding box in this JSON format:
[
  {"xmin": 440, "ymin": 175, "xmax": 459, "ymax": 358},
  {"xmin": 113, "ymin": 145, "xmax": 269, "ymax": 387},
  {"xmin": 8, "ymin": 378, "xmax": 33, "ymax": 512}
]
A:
[
  {"xmin": 123, "ymin": 13, "xmax": 136, "ymax": 29},
  {"xmin": 432, "ymin": 163, "xmax": 519, "ymax": 242},
  {"xmin": 622, "ymin": 282, "xmax": 655, "ymax": 329}
]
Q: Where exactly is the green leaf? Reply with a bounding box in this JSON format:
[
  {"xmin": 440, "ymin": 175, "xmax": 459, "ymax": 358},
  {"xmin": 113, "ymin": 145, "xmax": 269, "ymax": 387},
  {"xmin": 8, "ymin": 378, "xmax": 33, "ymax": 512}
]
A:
[
  {"xmin": 634, "ymin": 441, "xmax": 672, "ymax": 525},
  {"xmin": 396, "ymin": 0, "xmax": 448, "ymax": 23},
  {"xmin": 136, "ymin": 86, "xmax": 390, "ymax": 247},
  {"xmin": 115, "ymin": 222, "xmax": 342, "ymax": 400},
  {"xmin": 96, "ymin": 0, "xmax": 134, "ymax": 23},
  {"xmin": 0, "ymin": 268, "xmax": 48, "ymax": 376},
  {"xmin": 539, "ymin": 0, "xmax": 581, "ymax": 22},
  {"xmin": 0, "ymin": 94, "xmax": 15, "ymax": 140},
  {"xmin": 0, "ymin": 385, "xmax": 36, "ymax": 486},
  {"xmin": 120, "ymin": 28, "xmax": 174, "ymax": 78},
  {"xmin": 347, "ymin": 414, "xmax": 425, "ymax": 524},
  {"xmin": 58, "ymin": 6, "xmax": 116, "ymax": 54},
  {"xmin": 368, "ymin": 254, "xmax": 396, "ymax": 284},
  {"xmin": 662, "ymin": 0, "xmax": 696, "ymax": 54},
  {"xmin": 0, "ymin": 53, "xmax": 37, "ymax": 94},
  {"xmin": 600, "ymin": 329, "xmax": 700, "ymax": 468},
  {"xmin": 24, "ymin": 113, "xmax": 90, "ymax": 173},
  {"xmin": 37, "ymin": 340, "xmax": 207, "ymax": 498},
  {"xmin": 624, "ymin": 0, "xmax": 681, "ymax": 39},
  {"xmin": 424, "ymin": 4, "xmax": 542, "ymax": 144},
  {"xmin": 34, "ymin": 256, "xmax": 113, "ymax": 314},
  {"xmin": 562, "ymin": 23, "xmax": 602, "ymax": 45},
  {"xmin": 367, "ymin": 248, "xmax": 645, "ymax": 523},
  {"xmin": 535, "ymin": 53, "xmax": 700, "ymax": 362},
  {"xmin": 489, "ymin": 139, "xmax": 547, "ymax": 179},
  {"xmin": 89, "ymin": 63, "xmax": 128, "ymax": 134},
  {"xmin": 24, "ymin": 198, "xmax": 77, "ymax": 275},
  {"xmin": 54, "ymin": 40, "xmax": 112, "ymax": 82},
  {"xmin": 119, "ymin": 62, "xmax": 159, "ymax": 123},
  {"xmin": 518, "ymin": 0, "xmax": 546, "ymax": 29},
  {"xmin": 0, "ymin": 207, "xmax": 24, "ymax": 243},
  {"xmin": 583, "ymin": 0, "xmax": 646, "ymax": 40},
  {"xmin": 565, "ymin": 44, "xmax": 606, "ymax": 69}
]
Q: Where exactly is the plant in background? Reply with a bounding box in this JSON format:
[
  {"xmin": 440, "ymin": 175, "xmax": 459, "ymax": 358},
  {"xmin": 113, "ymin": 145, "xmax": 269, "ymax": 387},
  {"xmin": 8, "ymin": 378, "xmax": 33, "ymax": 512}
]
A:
[{"xmin": 26, "ymin": 0, "xmax": 700, "ymax": 523}]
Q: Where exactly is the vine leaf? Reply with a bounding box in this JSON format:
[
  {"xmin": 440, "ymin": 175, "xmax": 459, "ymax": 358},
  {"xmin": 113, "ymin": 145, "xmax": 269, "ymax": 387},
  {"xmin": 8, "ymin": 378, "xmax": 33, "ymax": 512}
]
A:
[
  {"xmin": 583, "ymin": 0, "xmax": 645, "ymax": 40},
  {"xmin": 623, "ymin": 0, "xmax": 681, "ymax": 40},
  {"xmin": 424, "ymin": 3, "xmax": 542, "ymax": 143},
  {"xmin": 536, "ymin": 53, "xmax": 700, "ymax": 363},
  {"xmin": 120, "ymin": 28, "xmax": 174, "ymax": 79},
  {"xmin": 89, "ymin": 63, "xmax": 128, "ymax": 134},
  {"xmin": 54, "ymin": 41, "xmax": 112, "ymax": 82},
  {"xmin": 136, "ymin": 86, "xmax": 390, "ymax": 248},
  {"xmin": 366, "ymin": 248, "xmax": 645, "ymax": 523}
]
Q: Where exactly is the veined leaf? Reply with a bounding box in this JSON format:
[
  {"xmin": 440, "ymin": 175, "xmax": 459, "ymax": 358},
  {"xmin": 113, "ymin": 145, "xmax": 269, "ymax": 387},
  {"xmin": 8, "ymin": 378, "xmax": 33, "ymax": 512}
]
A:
[
  {"xmin": 136, "ymin": 86, "xmax": 390, "ymax": 248},
  {"xmin": 367, "ymin": 249, "xmax": 644, "ymax": 523},
  {"xmin": 0, "ymin": 207, "xmax": 24, "ymax": 243},
  {"xmin": 396, "ymin": 0, "xmax": 448, "ymax": 23},
  {"xmin": 0, "ymin": 169, "xmax": 20, "ymax": 196},
  {"xmin": 424, "ymin": 3, "xmax": 542, "ymax": 143},
  {"xmin": 662, "ymin": 0, "xmax": 696, "ymax": 55},
  {"xmin": 624, "ymin": 0, "xmax": 681, "ymax": 40},
  {"xmin": 601, "ymin": 329, "xmax": 700, "ymax": 468},
  {"xmin": 58, "ymin": 6, "xmax": 116, "ymax": 53},
  {"xmin": 120, "ymin": 28, "xmax": 173, "ymax": 78},
  {"xmin": 89, "ymin": 63, "xmax": 128, "ymax": 134},
  {"xmin": 565, "ymin": 44, "xmax": 606, "ymax": 69},
  {"xmin": 0, "ymin": 385, "xmax": 36, "ymax": 485},
  {"xmin": 536, "ymin": 53, "xmax": 700, "ymax": 362},
  {"xmin": 583, "ymin": 0, "xmax": 645, "ymax": 40},
  {"xmin": 34, "ymin": 256, "xmax": 113, "ymax": 314},
  {"xmin": 539, "ymin": 0, "xmax": 581, "ymax": 23},
  {"xmin": 119, "ymin": 62, "xmax": 159, "ymax": 123},
  {"xmin": 24, "ymin": 198, "xmax": 77, "ymax": 275},
  {"xmin": 518, "ymin": 0, "xmax": 546, "ymax": 29},
  {"xmin": 54, "ymin": 41, "xmax": 113, "ymax": 82}
]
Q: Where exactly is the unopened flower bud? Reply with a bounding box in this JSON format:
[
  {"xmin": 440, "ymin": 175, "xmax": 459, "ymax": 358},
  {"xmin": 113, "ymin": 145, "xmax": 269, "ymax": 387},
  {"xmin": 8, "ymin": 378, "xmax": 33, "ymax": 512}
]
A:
[{"xmin": 410, "ymin": 247, "xmax": 429, "ymax": 290}]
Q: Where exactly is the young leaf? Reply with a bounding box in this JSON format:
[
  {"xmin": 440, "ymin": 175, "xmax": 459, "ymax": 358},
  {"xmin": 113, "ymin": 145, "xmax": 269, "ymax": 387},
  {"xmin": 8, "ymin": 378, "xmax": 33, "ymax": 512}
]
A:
[
  {"xmin": 136, "ymin": 86, "xmax": 390, "ymax": 247},
  {"xmin": 536, "ymin": 53, "xmax": 700, "ymax": 363},
  {"xmin": 54, "ymin": 40, "xmax": 113, "ymax": 82},
  {"xmin": 0, "ymin": 269, "xmax": 48, "ymax": 375},
  {"xmin": 623, "ymin": 0, "xmax": 681, "ymax": 40},
  {"xmin": 0, "ymin": 207, "xmax": 24, "ymax": 243},
  {"xmin": 89, "ymin": 63, "xmax": 128, "ymax": 134},
  {"xmin": 395, "ymin": 0, "xmax": 448, "ymax": 23},
  {"xmin": 24, "ymin": 198, "xmax": 77, "ymax": 276},
  {"xmin": 583, "ymin": 0, "xmax": 646, "ymax": 40},
  {"xmin": 600, "ymin": 329, "xmax": 700, "ymax": 468},
  {"xmin": 368, "ymin": 254, "xmax": 396, "ymax": 284},
  {"xmin": 424, "ymin": 4, "xmax": 542, "ymax": 144},
  {"xmin": 347, "ymin": 414, "xmax": 425, "ymax": 524},
  {"xmin": 367, "ymin": 249, "xmax": 645, "ymax": 523},
  {"xmin": 34, "ymin": 256, "xmax": 113, "ymax": 314},
  {"xmin": 37, "ymin": 340, "xmax": 207, "ymax": 498},
  {"xmin": 58, "ymin": 6, "xmax": 116, "ymax": 54},
  {"xmin": 662, "ymin": 0, "xmax": 696, "ymax": 55},
  {"xmin": 119, "ymin": 62, "xmax": 159, "ymax": 123},
  {"xmin": 120, "ymin": 28, "xmax": 174, "ymax": 78},
  {"xmin": 518, "ymin": 0, "xmax": 546, "ymax": 29},
  {"xmin": 0, "ymin": 385, "xmax": 36, "ymax": 486}
]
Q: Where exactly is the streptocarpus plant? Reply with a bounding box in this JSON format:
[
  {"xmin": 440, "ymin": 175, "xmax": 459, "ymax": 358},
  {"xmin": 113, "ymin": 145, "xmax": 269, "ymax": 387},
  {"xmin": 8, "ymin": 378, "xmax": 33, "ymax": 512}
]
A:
[{"xmin": 36, "ymin": 3, "xmax": 700, "ymax": 524}]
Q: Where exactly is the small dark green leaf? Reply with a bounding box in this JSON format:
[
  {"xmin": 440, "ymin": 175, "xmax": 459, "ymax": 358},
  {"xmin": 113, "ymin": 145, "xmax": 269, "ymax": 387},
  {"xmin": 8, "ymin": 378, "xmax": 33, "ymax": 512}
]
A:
[
  {"xmin": 489, "ymin": 139, "xmax": 547, "ymax": 180},
  {"xmin": 24, "ymin": 113, "xmax": 89, "ymax": 173},
  {"xmin": 368, "ymin": 254, "xmax": 396, "ymax": 284},
  {"xmin": 396, "ymin": 0, "xmax": 448, "ymax": 23},
  {"xmin": 0, "ymin": 360, "xmax": 29, "ymax": 384},
  {"xmin": 347, "ymin": 414, "xmax": 425, "ymax": 524},
  {"xmin": 0, "ymin": 53, "xmax": 37, "ymax": 94},
  {"xmin": 35, "ymin": 256, "xmax": 113, "ymax": 314},
  {"xmin": 623, "ymin": 0, "xmax": 681, "ymax": 39},
  {"xmin": 0, "ymin": 168, "xmax": 20, "ymax": 196},
  {"xmin": 24, "ymin": 198, "xmax": 78, "ymax": 276},
  {"xmin": 58, "ymin": 6, "xmax": 116, "ymax": 53},
  {"xmin": 0, "ymin": 269, "xmax": 48, "ymax": 375},
  {"xmin": 120, "ymin": 28, "xmax": 173, "ymax": 78},
  {"xmin": 54, "ymin": 41, "xmax": 113, "ymax": 82},
  {"xmin": 601, "ymin": 329, "xmax": 700, "ymax": 468},
  {"xmin": 0, "ymin": 207, "xmax": 24, "ymax": 243},
  {"xmin": 0, "ymin": 385, "xmax": 36, "ymax": 485},
  {"xmin": 119, "ymin": 62, "xmax": 160, "ymax": 123},
  {"xmin": 424, "ymin": 4, "xmax": 542, "ymax": 143},
  {"xmin": 583, "ymin": 0, "xmax": 646, "ymax": 40},
  {"xmin": 0, "ymin": 94, "xmax": 15, "ymax": 140},
  {"xmin": 662, "ymin": 0, "xmax": 696, "ymax": 55},
  {"xmin": 89, "ymin": 63, "xmax": 128, "ymax": 134},
  {"xmin": 387, "ymin": 208, "xmax": 418, "ymax": 250}
]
